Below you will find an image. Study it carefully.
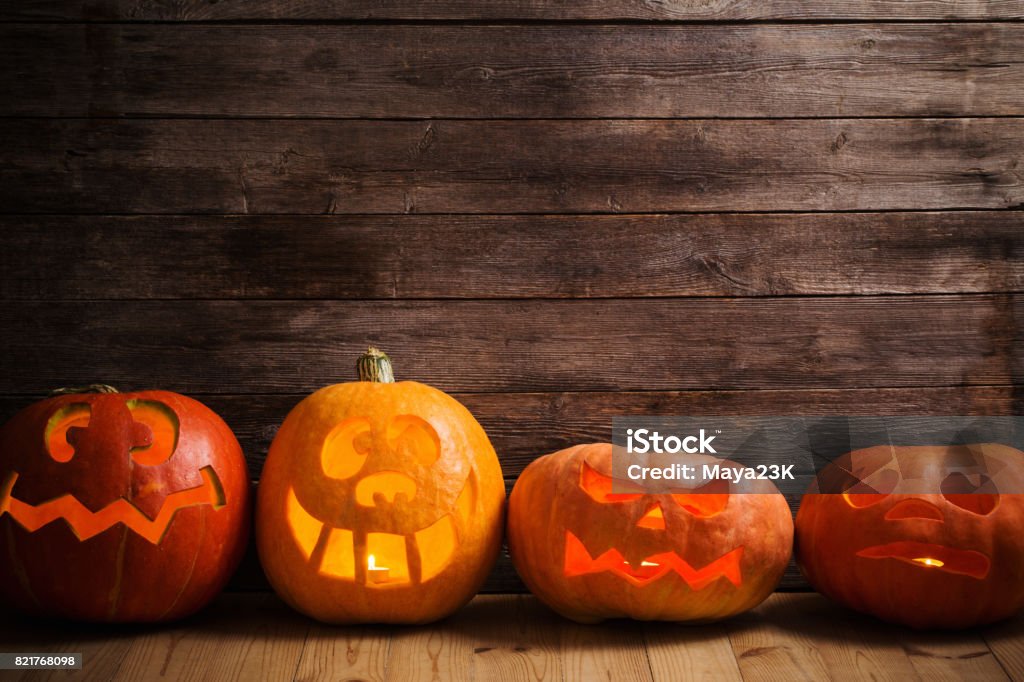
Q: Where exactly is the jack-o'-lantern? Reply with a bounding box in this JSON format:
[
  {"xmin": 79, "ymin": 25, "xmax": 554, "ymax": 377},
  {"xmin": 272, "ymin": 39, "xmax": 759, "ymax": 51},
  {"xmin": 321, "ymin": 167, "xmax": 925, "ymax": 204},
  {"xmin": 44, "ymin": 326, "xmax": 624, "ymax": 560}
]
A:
[
  {"xmin": 256, "ymin": 348, "xmax": 505, "ymax": 624},
  {"xmin": 507, "ymin": 443, "xmax": 793, "ymax": 623},
  {"xmin": 0, "ymin": 386, "xmax": 250, "ymax": 622},
  {"xmin": 796, "ymin": 443, "xmax": 1024, "ymax": 629}
]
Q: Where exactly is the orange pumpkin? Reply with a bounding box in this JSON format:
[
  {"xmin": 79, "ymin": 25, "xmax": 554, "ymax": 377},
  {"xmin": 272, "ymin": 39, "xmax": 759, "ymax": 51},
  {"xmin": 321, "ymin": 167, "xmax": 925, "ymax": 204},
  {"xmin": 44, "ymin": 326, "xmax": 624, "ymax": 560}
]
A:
[
  {"xmin": 796, "ymin": 443, "xmax": 1024, "ymax": 629},
  {"xmin": 507, "ymin": 443, "xmax": 793, "ymax": 623},
  {"xmin": 256, "ymin": 348, "xmax": 505, "ymax": 624},
  {"xmin": 0, "ymin": 386, "xmax": 250, "ymax": 622}
]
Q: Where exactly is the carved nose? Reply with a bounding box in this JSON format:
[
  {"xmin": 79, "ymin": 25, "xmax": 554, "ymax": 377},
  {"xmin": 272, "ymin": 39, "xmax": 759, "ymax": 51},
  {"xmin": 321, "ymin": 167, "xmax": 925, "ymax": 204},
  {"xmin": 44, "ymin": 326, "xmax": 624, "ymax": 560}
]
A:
[
  {"xmin": 637, "ymin": 504, "xmax": 666, "ymax": 530},
  {"xmin": 885, "ymin": 498, "xmax": 944, "ymax": 522},
  {"xmin": 355, "ymin": 472, "xmax": 417, "ymax": 507}
]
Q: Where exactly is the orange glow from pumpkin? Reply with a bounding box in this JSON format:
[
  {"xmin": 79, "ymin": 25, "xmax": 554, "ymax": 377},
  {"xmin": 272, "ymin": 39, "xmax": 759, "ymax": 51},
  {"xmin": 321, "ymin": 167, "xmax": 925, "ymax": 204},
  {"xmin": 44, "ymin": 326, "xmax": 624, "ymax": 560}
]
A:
[
  {"xmin": 125, "ymin": 399, "xmax": 180, "ymax": 466},
  {"xmin": 355, "ymin": 471, "xmax": 417, "ymax": 507},
  {"xmin": 321, "ymin": 417, "xmax": 372, "ymax": 480},
  {"xmin": 563, "ymin": 531, "xmax": 743, "ymax": 589},
  {"xmin": 0, "ymin": 466, "xmax": 225, "ymax": 543},
  {"xmin": 580, "ymin": 461, "xmax": 645, "ymax": 503},
  {"xmin": 415, "ymin": 515, "xmax": 457, "ymax": 581},
  {"xmin": 366, "ymin": 532, "xmax": 409, "ymax": 585},
  {"xmin": 387, "ymin": 415, "xmax": 441, "ymax": 467},
  {"xmin": 44, "ymin": 404, "xmax": 91, "ymax": 463},
  {"xmin": 637, "ymin": 504, "xmax": 666, "ymax": 530},
  {"xmin": 670, "ymin": 493, "xmax": 728, "ymax": 518},
  {"xmin": 856, "ymin": 541, "xmax": 990, "ymax": 579}
]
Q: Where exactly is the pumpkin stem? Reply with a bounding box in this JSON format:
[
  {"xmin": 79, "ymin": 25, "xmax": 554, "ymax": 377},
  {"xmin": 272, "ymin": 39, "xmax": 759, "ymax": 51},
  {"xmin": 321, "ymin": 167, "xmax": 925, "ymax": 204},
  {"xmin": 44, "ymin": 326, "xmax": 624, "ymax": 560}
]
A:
[
  {"xmin": 49, "ymin": 384, "xmax": 120, "ymax": 396},
  {"xmin": 357, "ymin": 347, "xmax": 395, "ymax": 383}
]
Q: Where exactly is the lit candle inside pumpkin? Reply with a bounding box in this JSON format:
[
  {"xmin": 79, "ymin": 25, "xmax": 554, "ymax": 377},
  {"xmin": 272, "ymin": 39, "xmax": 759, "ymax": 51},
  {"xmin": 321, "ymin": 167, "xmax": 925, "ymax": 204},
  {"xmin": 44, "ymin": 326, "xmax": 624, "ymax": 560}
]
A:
[
  {"xmin": 912, "ymin": 557, "xmax": 944, "ymax": 568},
  {"xmin": 367, "ymin": 554, "xmax": 390, "ymax": 583}
]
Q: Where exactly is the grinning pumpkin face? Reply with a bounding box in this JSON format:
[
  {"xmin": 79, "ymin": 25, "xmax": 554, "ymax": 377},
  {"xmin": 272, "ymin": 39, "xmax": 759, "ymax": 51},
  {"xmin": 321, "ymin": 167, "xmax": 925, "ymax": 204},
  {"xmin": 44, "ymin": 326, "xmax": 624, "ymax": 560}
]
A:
[
  {"xmin": 507, "ymin": 443, "xmax": 793, "ymax": 623},
  {"xmin": 256, "ymin": 349, "xmax": 505, "ymax": 625},
  {"xmin": 796, "ymin": 443, "xmax": 1024, "ymax": 629},
  {"xmin": 0, "ymin": 389, "xmax": 250, "ymax": 623},
  {"xmin": 282, "ymin": 412, "xmax": 478, "ymax": 587}
]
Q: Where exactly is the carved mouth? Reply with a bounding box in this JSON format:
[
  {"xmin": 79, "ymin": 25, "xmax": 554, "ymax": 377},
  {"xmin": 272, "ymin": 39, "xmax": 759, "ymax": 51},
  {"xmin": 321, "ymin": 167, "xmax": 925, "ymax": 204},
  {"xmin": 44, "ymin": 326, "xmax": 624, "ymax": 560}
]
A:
[
  {"xmin": 856, "ymin": 541, "xmax": 991, "ymax": 579},
  {"xmin": 285, "ymin": 485, "xmax": 471, "ymax": 587},
  {"xmin": 564, "ymin": 531, "xmax": 743, "ymax": 589},
  {"xmin": 0, "ymin": 466, "xmax": 226, "ymax": 544}
]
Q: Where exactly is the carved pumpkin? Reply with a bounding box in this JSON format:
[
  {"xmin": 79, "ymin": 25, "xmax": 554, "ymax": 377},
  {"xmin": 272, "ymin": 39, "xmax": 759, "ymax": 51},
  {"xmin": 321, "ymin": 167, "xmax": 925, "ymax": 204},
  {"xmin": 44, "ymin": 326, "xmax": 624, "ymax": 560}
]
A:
[
  {"xmin": 507, "ymin": 443, "xmax": 793, "ymax": 623},
  {"xmin": 0, "ymin": 386, "xmax": 250, "ymax": 622},
  {"xmin": 256, "ymin": 348, "xmax": 505, "ymax": 624},
  {"xmin": 796, "ymin": 443, "xmax": 1024, "ymax": 629}
]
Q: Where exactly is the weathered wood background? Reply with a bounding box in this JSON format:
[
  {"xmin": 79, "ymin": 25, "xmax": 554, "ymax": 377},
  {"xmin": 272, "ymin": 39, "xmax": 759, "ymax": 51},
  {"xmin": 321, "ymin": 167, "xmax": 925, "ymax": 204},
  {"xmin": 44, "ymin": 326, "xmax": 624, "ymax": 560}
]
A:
[{"xmin": 1, "ymin": 1, "xmax": 1022, "ymax": 592}]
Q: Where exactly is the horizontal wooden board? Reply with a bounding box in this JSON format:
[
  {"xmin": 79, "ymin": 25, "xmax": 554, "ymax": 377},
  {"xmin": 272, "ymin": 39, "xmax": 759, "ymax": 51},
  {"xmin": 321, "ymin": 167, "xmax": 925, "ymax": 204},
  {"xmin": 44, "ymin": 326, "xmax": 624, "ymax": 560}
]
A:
[
  {"xmin": 3, "ymin": 119, "xmax": 1023, "ymax": 214},
  {"xmin": 2, "ymin": 213, "xmax": 1023, "ymax": 299},
  {"xmin": 0, "ymin": 296, "xmax": 1019, "ymax": 395},
  {"xmin": 4, "ymin": 24, "xmax": 1024, "ymax": 118},
  {"xmin": 4, "ymin": 0, "xmax": 1024, "ymax": 21},
  {"xmin": 3, "ymin": 387, "xmax": 1015, "ymax": 479}
]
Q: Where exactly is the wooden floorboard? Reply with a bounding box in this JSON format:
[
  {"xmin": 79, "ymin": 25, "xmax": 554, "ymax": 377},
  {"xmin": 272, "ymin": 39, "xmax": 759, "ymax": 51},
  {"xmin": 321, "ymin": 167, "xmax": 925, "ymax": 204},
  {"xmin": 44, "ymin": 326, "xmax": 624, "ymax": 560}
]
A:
[
  {"xmin": 111, "ymin": 593, "xmax": 310, "ymax": 682},
  {"xmin": 984, "ymin": 615, "xmax": 1024, "ymax": 679},
  {"xmin": 0, "ymin": 593, "xmax": 1020, "ymax": 681}
]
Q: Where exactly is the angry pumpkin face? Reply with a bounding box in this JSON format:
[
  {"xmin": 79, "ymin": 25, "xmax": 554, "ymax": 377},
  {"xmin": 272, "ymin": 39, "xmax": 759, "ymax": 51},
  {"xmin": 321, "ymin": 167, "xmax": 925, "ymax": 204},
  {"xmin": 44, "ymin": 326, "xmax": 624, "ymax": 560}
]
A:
[
  {"xmin": 507, "ymin": 443, "xmax": 793, "ymax": 623},
  {"xmin": 796, "ymin": 443, "xmax": 1024, "ymax": 629},
  {"xmin": 256, "ymin": 353, "xmax": 505, "ymax": 625},
  {"xmin": 0, "ymin": 389, "xmax": 250, "ymax": 623}
]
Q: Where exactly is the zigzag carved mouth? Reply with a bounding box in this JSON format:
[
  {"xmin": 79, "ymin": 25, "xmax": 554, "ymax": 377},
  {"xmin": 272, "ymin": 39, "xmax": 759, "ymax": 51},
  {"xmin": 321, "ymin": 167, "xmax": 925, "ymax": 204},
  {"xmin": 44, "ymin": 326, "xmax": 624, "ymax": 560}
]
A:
[
  {"xmin": 0, "ymin": 467, "xmax": 226, "ymax": 544},
  {"xmin": 564, "ymin": 531, "xmax": 743, "ymax": 589}
]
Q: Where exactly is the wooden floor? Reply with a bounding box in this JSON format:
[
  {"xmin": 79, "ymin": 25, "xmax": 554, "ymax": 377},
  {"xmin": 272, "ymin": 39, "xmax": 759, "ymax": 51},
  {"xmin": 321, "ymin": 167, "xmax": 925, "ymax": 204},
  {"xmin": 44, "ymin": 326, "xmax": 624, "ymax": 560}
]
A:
[{"xmin": 2, "ymin": 592, "xmax": 1023, "ymax": 681}]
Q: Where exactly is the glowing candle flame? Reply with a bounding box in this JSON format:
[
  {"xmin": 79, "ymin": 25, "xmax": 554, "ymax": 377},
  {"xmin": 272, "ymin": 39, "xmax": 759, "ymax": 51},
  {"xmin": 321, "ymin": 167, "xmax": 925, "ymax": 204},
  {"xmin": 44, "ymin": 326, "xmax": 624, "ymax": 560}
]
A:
[
  {"xmin": 640, "ymin": 561, "xmax": 660, "ymax": 567},
  {"xmin": 912, "ymin": 557, "xmax": 944, "ymax": 568},
  {"xmin": 367, "ymin": 554, "xmax": 387, "ymax": 571}
]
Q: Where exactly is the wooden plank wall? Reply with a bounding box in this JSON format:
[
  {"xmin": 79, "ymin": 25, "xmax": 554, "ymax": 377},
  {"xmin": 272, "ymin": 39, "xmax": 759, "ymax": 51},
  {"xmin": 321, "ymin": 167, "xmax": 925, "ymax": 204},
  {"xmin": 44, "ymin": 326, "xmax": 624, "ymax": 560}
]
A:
[{"xmin": 1, "ymin": 1, "xmax": 1022, "ymax": 592}]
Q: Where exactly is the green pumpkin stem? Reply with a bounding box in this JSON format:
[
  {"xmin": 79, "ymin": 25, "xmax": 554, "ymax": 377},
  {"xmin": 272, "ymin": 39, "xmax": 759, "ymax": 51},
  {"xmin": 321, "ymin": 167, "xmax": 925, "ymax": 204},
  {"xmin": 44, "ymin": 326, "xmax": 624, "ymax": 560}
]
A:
[
  {"xmin": 49, "ymin": 384, "xmax": 120, "ymax": 396},
  {"xmin": 357, "ymin": 347, "xmax": 395, "ymax": 383}
]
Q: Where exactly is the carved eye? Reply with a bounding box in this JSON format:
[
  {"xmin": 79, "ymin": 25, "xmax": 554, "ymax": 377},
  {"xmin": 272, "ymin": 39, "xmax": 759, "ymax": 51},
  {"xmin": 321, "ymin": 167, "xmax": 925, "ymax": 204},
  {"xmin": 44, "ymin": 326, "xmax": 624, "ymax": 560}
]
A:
[
  {"xmin": 127, "ymin": 399, "xmax": 179, "ymax": 466},
  {"xmin": 44, "ymin": 403, "xmax": 91, "ymax": 462},
  {"xmin": 579, "ymin": 461, "xmax": 645, "ymax": 503},
  {"xmin": 387, "ymin": 415, "xmax": 440, "ymax": 467},
  {"xmin": 843, "ymin": 468, "xmax": 899, "ymax": 508},
  {"xmin": 669, "ymin": 479, "xmax": 729, "ymax": 517},
  {"xmin": 321, "ymin": 417, "xmax": 373, "ymax": 480},
  {"xmin": 941, "ymin": 472, "xmax": 999, "ymax": 515}
]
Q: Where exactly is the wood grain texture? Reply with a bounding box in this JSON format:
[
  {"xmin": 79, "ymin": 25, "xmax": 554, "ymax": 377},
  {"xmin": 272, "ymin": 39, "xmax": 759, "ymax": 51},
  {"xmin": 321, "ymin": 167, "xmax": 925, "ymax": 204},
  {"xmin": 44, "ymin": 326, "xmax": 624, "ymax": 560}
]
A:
[
  {"xmin": 984, "ymin": 616, "xmax": 1024, "ymax": 679},
  {"xmin": 3, "ymin": 118, "xmax": 1023, "ymax": 214},
  {"xmin": 4, "ymin": 24, "xmax": 1024, "ymax": 118},
  {"xmin": 293, "ymin": 626, "xmax": 389, "ymax": 682},
  {"xmin": 0, "ymin": 296, "xmax": 1018, "ymax": 394},
  {"xmin": 728, "ymin": 593, "xmax": 919, "ymax": 681},
  {"xmin": 3, "ymin": 386, "xmax": 1011, "ymax": 480},
  {"xmin": 3, "ymin": 212, "xmax": 1023, "ymax": 300},
  {"xmin": 4, "ymin": 0, "xmax": 1024, "ymax": 21},
  {"xmin": 903, "ymin": 632, "xmax": 1010, "ymax": 681},
  {"xmin": 112, "ymin": 593, "xmax": 310, "ymax": 682},
  {"xmin": 385, "ymin": 621, "xmax": 474, "ymax": 682},
  {"xmin": 462, "ymin": 595, "xmax": 562, "ymax": 682},
  {"xmin": 644, "ymin": 621, "xmax": 743, "ymax": 681},
  {"xmin": 0, "ymin": 594, "xmax": 1020, "ymax": 681}
]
